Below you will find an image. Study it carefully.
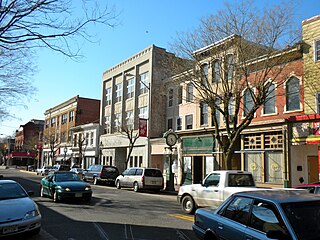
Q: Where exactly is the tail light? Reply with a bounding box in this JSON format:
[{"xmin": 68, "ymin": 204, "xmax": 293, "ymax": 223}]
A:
[
  {"xmin": 162, "ymin": 177, "xmax": 164, "ymax": 189},
  {"xmin": 142, "ymin": 175, "xmax": 145, "ymax": 187},
  {"xmin": 100, "ymin": 172, "xmax": 102, "ymax": 178}
]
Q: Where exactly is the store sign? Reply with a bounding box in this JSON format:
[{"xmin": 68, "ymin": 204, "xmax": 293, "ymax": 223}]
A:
[
  {"xmin": 312, "ymin": 122, "xmax": 320, "ymax": 136},
  {"xmin": 138, "ymin": 118, "xmax": 147, "ymax": 137}
]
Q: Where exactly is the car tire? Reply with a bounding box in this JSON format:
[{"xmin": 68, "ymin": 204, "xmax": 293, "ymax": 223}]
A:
[
  {"xmin": 204, "ymin": 231, "xmax": 218, "ymax": 240},
  {"xmin": 133, "ymin": 182, "xmax": 139, "ymax": 192},
  {"xmin": 53, "ymin": 191, "xmax": 60, "ymax": 203},
  {"xmin": 93, "ymin": 177, "xmax": 99, "ymax": 185},
  {"xmin": 181, "ymin": 195, "xmax": 195, "ymax": 214},
  {"xmin": 40, "ymin": 186, "xmax": 45, "ymax": 197},
  {"xmin": 116, "ymin": 180, "xmax": 121, "ymax": 189}
]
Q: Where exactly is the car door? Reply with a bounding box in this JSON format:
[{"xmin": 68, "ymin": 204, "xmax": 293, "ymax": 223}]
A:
[
  {"xmin": 85, "ymin": 166, "xmax": 94, "ymax": 181},
  {"xmin": 126, "ymin": 168, "xmax": 137, "ymax": 187},
  {"xmin": 120, "ymin": 169, "xmax": 130, "ymax": 187},
  {"xmin": 197, "ymin": 173, "xmax": 222, "ymax": 207},
  {"xmin": 42, "ymin": 174, "xmax": 55, "ymax": 197},
  {"xmin": 216, "ymin": 196, "xmax": 253, "ymax": 240}
]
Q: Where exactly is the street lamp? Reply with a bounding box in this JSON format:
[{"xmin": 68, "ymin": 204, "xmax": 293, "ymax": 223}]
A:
[{"xmin": 163, "ymin": 130, "xmax": 178, "ymax": 191}]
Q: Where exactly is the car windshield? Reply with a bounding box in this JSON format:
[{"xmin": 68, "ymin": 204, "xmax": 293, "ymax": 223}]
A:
[
  {"xmin": 228, "ymin": 174, "xmax": 255, "ymax": 187},
  {"xmin": 282, "ymin": 200, "xmax": 320, "ymax": 240},
  {"xmin": 144, "ymin": 169, "xmax": 162, "ymax": 177},
  {"xmin": 55, "ymin": 173, "xmax": 80, "ymax": 182},
  {"xmin": 0, "ymin": 182, "xmax": 28, "ymax": 200}
]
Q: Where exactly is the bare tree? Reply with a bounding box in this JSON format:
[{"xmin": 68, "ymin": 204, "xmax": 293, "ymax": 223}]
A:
[
  {"xmin": 76, "ymin": 134, "xmax": 87, "ymax": 167},
  {"xmin": 169, "ymin": 0, "xmax": 300, "ymax": 169},
  {"xmin": 121, "ymin": 124, "xmax": 140, "ymax": 169},
  {"xmin": 45, "ymin": 134, "xmax": 59, "ymax": 165},
  {"xmin": 0, "ymin": 0, "xmax": 118, "ymax": 120}
]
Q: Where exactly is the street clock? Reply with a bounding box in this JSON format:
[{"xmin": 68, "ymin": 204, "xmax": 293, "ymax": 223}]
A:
[{"xmin": 164, "ymin": 129, "xmax": 178, "ymax": 146}]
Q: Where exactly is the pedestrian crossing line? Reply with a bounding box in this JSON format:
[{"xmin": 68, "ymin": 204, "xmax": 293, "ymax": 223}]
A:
[{"xmin": 168, "ymin": 213, "xmax": 194, "ymax": 222}]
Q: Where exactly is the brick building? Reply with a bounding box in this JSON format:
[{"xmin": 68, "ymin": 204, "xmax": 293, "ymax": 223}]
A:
[{"xmin": 42, "ymin": 95, "xmax": 100, "ymax": 167}]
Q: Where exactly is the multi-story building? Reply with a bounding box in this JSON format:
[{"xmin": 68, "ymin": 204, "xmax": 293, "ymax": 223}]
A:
[
  {"xmin": 69, "ymin": 123, "xmax": 100, "ymax": 169},
  {"xmin": 42, "ymin": 95, "xmax": 100, "ymax": 167},
  {"xmin": 13, "ymin": 119, "xmax": 44, "ymax": 167},
  {"xmin": 100, "ymin": 45, "xmax": 187, "ymax": 173},
  {"xmin": 165, "ymin": 36, "xmax": 304, "ymax": 188},
  {"xmin": 288, "ymin": 15, "xmax": 320, "ymax": 186}
]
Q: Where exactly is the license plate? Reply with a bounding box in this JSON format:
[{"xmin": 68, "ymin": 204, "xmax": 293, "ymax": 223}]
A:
[
  {"xmin": 3, "ymin": 225, "xmax": 18, "ymax": 234},
  {"xmin": 75, "ymin": 193, "xmax": 82, "ymax": 197}
]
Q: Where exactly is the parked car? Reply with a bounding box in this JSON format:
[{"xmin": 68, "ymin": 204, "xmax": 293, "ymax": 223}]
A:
[
  {"xmin": 70, "ymin": 167, "xmax": 84, "ymax": 178},
  {"xmin": 50, "ymin": 164, "xmax": 71, "ymax": 173},
  {"xmin": 83, "ymin": 165, "xmax": 119, "ymax": 185},
  {"xmin": 40, "ymin": 171, "xmax": 92, "ymax": 202},
  {"xmin": 192, "ymin": 189, "xmax": 320, "ymax": 240},
  {"xmin": 27, "ymin": 164, "xmax": 37, "ymax": 172},
  {"xmin": 115, "ymin": 167, "xmax": 164, "ymax": 192},
  {"xmin": 293, "ymin": 183, "xmax": 320, "ymax": 194},
  {"xmin": 0, "ymin": 179, "xmax": 41, "ymax": 237},
  {"xmin": 36, "ymin": 166, "xmax": 53, "ymax": 176},
  {"xmin": 178, "ymin": 170, "xmax": 260, "ymax": 214}
]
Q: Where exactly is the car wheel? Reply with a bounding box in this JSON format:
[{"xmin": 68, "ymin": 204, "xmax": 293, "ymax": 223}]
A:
[
  {"xmin": 40, "ymin": 186, "xmax": 45, "ymax": 197},
  {"xmin": 181, "ymin": 195, "xmax": 195, "ymax": 214},
  {"xmin": 93, "ymin": 178, "xmax": 99, "ymax": 185},
  {"xmin": 204, "ymin": 231, "xmax": 218, "ymax": 240},
  {"xmin": 133, "ymin": 182, "xmax": 139, "ymax": 192},
  {"xmin": 116, "ymin": 180, "xmax": 121, "ymax": 189},
  {"xmin": 53, "ymin": 191, "xmax": 60, "ymax": 203}
]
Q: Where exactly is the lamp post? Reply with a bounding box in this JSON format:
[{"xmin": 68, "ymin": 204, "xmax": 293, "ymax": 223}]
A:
[{"xmin": 163, "ymin": 129, "xmax": 178, "ymax": 191}]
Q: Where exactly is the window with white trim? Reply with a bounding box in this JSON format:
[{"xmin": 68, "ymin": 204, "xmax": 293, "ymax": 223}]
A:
[
  {"xmin": 201, "ymin": 63, "xmax": 208, "ymax": 86},
  {"xmin": 114, "ymin": 113, "xmax": 121, "ymax": 132},
  {"xmin": 176, "ymin": 117, "xmax": 182, "ymax": 131},
  {"xmin": 105, "ymin": 87, "xmax": 112, "ymax": 105},
  {"xmin": 105, "ymin": 115, "xmax": 111, "ymax": 134},
  {"xmin": 286, "ymin": 77, "xmax": 300, "ymax": 111},
  {"xmin": 126, "ymin": 111, "xmax": 134, "ymax": 127},
  {"xmin": 225, "ymin": 54, "xmax": 234, "ymax": 81},
  {"xmin": 185, "ymin": 114, "xmax": 193, "ymax": 129},
  {"xmin": 115, "ymin": 83, "xmax": 122, "ymax": 103},
  {"xmin": 186, "ymin": 83, "xmax": 193, "ymax": 102},
  {"xmin": 61, "ymin": 113, "xmax": 68, "ymax": 125},
  {"xmin": 139, "ymin": 72, "xmax": 149, "ymax": 95},
  {"xmin": 200, "ymin": 102, "xmax": 208, "ymax": 125},
  {"xmin": 178, "ymin": 86, "xmax": 183, "ymax": 104},
  {"xmin": 168, "ymin": 88, "xmax": 173, "ymax": 107},
  {"xmin": 127, "ymin": 78, "xmax": 135, "ymax": 99},
  {"xmin": 212, "ymin": 60, "xmax": 221, "ymax": 82},
  {"xmin": 244, "ymin": 88, "xmax": 254, "ymax": 115},
  {"xmin": 167, "ymin": 118, "xmax": 173, "ymax": 130},
  {"xmin": 264, "ymin": 82, "xmax": 276, "ymax": 114},
  {"xmin": 139, "ymin": 106, "xmax": 148, "ymax": 119},
  {"xmin": 315, "ymin": 39, "xmax": 320, "ymax": 62},
  {"xmin": 69, "ymin": 111, "xmax": 74, "ymax": 122}
]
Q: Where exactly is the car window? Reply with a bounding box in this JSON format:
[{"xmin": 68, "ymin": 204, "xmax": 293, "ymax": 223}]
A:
[
  {"xmin": 228, "ymin": 174, "xmax": 255, "ymax": 187},
  {"xmin": 282, "ymin": 200, "xmax": 320, "ymax": 240},
  {"xmin": 55, "ymin": 173, "xmax": 80, "ymax": 182},
  {"xmin": 135, "ymin": 169, "xmax": 143, "ymax": 176},
  {"xmin": 144, "ymin": 169, "xmax": 162, "ymax": 177},
  {"xmin": 220, "ymin": 196, "xmax": 252, "ymax": 225},
  {"xmin": 204, "ymin": 173, "xmax": 220, "ymax": 186},
  {"xmin": 128, "ymin": 169, "xmax": 137, "ymax": 175},
  {"xmin": 88, "ymin": 166, "xmax": 93, "ymax": 171},
  {"xmin": 0, "ymin": 182, "xmax": 28, "ymax": 200},
  {"xmin": 122, "ymin": 169, "xmax": 130, "ymax": 175},
  {"xmin": 59, "ymin": 165, "xmax": 71, "ymax": 171},
  {"xmin": 103, "ymin": 167, "xmax": 118, "ymax": 173},
  {"xmin": 315, "ymin": 187, "xmax": 320, "ymax": 194},
  {"xmin": 249, "ymin": 200, "xmax": 288, "ymax": 234}
]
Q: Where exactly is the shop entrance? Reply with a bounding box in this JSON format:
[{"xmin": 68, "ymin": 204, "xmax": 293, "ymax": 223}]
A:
[
  {"xmin": 193, "ymin": 156, "xmax": 203, "ymax": 184},
  {"xmin": 308, "ymin": 156, "xmax": 319, "ymax": 183}
]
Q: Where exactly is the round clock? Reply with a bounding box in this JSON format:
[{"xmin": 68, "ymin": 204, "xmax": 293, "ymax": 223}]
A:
[{"xmin": 166, "ymin": 133, "xmax": 177, "ymax": 146}]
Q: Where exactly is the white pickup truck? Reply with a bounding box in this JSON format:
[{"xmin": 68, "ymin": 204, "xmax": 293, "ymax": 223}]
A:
[{"xmin": 177, "ymin": 170, "xmax": 261, "ymax": 214}]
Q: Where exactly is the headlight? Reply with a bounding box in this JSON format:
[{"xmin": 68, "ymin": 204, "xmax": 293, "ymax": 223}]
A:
[
  {"xmin": 24, "ymin": 210, "xmax": 40, "ymax": 219},
  {"xmin": 65, "ymin": 188, "xmax": 71, "ymax": 191},
  {"xmin": 85, "ymin": 186, "xmax": 91, "ymax": 191}
]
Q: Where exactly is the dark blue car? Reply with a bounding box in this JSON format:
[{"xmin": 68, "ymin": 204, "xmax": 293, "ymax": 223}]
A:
[{"xmin": 193, "ymin": 189, "xmax": 320, "ymax": 240}]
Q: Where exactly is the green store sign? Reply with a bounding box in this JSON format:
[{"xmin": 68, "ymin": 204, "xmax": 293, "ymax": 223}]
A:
[{"xmin": 182, "ymin": 136, "xmax": 215, "ymax": 155}]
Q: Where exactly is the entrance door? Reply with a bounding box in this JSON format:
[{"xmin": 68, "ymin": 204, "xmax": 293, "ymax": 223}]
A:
[
  {"xmin": 308, "ymin": 156, "xmax": 319, "ymax": 183},
  {"xmin": 193, "ymin": 156, "xmax": 203, "ymax": 184}
]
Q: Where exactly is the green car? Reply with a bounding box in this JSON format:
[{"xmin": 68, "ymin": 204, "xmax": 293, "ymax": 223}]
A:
[{"xmin": 40, "ymin": 171, "xmax": 92, "ymax": 202}]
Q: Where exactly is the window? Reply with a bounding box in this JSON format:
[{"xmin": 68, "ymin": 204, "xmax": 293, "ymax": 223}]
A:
[
  {"xmin": 212, "ymin": 60, "xmax": 221, "ymax": 82},
  {"xmin": 114, "ymin": 113, "xmax": 121, "ymax": 132},
  {"xmin": 69, "ymin": 111, "xmax": 74, "ymax": 122},
  {"xmin": 127, "ymin": 78, "xmax": 135, "ymax": 99},
  {"xmin": 105, "ymin": 115, "xmax": 111, "ymax": 134},
  {"xmin": 105, "ymin": 87, "xmax": 112, "ymax": 105},
  {"xmin": 61, "ymin": 113, "xmax": 68, "ymax": 125},
  {"xmin": 115, "ymin": 83, "xmax": 122, "ymax": 103},
  {"xmin": 51, "ymin": 117, "xmax": 56, "ymax": 127},
  {"xmin": 201, "ymin": 64, "xmax": 208, "ymax": 86},
  {"xmin": 286, "ymin": 77, "xmax": 300, "ymax": 111},
  {"xmin": 315, "ymin": 39, "xmax": 320, "ymax": 62},
  {"xmin": 249, "ymin": 200, "xmax": 287, "ymax": 234},
  {"xmin": 244, "ymin": 88, "xmax": 254, "ymax": 115},
  {"xmin": 176, "ymin": 117, "xmax": 182, "ymax": 131},
  {"xmin": 317, "ymin": 93, "xmax": 320, "ymax": 113},
  {"xmin": 140, "ymin": 72, "xmax": 149, "ymax": 95},
  {"xmin": 139, "ymin": 106, "xmax": 148, "ymax": 119},
  {"xmin": 225, "ymin": 54, "xmax": 234, "ymax": 81},
  {"xmin": 204, "ymin": 173, "xmax": 220, "ymax": 186},
  {"xmin": 168, "ymin": 88, "xmax": 173, "ymax": 107},
  {"xmin": 221, "ymin": 196, "xmax": 252, "ymax": 225},
  {"xmin": 200, "ymin": 102, "xmax": 208, "ymax": 125},
  {"xmin": 224, "ymin": 96, "xmax": 235, "ymax": 122},
  {"xmin": 186, "ymin": 83, "xmax": 193, "ymax": 102},
  {"xmin": 167, "ymin": 118, "xmax": 173, "ymax": 130},
  {"xmin": 85, "ymin": 132, "xmax": 89, "ymax": 145},
  {"xmin": 178, "ymin": 86, "xmax": 183, "ymax": 104},
  {"xmin": 90, "ymin": 132, "xmax": 94, "ymax": 145},
  {"xmin": 126, "ymin": 111, "xmax": 134, "ymax": 127},
  {"xmin": 264, "ymin": 82, "xmax": 276, "ymax": 114},
  {"xmin": 61, "ymin": 132, "xmax": 66, "ymax": 142},
  {"xmin": 45, "ymin": 119, "xmax": 49, "ymax": 128},
  {"xmin": 73, "ymin": 134, "xmax": 77, "ymax": 147},
  {"xmin": 185, "ymin": 114, "xmax": 193, "ymax": 129}
]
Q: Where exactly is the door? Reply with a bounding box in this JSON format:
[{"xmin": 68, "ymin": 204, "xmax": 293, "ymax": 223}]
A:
[
  {"xmin": 197, "ymin": 173, "xmax": 222, "ymax": 208},
  {"xmin": 308, "ymin": 156, "xmax": 319, "ymax": 183},
  {"xmin": 193, "ymin": 156, "xmax": 203, "ymax": 184}
]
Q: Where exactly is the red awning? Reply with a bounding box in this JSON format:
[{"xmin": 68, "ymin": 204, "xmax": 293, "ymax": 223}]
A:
[{"xmin": 10, "ymin": 152, "xmax": 37, "ymax": 158}]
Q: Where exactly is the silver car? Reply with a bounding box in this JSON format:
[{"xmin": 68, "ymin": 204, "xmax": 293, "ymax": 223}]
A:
[
  {"xmin": 115, "ymin": 167, "xmax": 164, "ymax": 192},
  {"xmin": 0, "ymin": 179, "xmax": 41, "ymax": 237}
]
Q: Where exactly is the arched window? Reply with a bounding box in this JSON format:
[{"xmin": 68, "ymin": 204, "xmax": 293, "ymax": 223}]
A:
[
  {"xmin": 212, "ymin": 60, "xmax": 221, "ymax": 82},
  {"xmin": 244, "ymin": 88, "xmax": 254, "ymax": 115},
  {"xmin": 225, "ymin": 54, "xmax": 234, "ymax": 81},
  {"xmin": 186, "ymin": 83, "xmax": 193, "ymax": 102},
  {"xmin": 201, "ymin": 63, "xmax": 209, "ymax": 86},
  {"xmin": 286, "ymin": 77, "xmax": 300, "ymax": 111},
  {"xmin": 264, "ymin": 82, "xmax": 275, "ymax": 114}
]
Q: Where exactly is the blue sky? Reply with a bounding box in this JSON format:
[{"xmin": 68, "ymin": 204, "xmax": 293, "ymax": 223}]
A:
[{"xmin": 0, "ymin": 0, "xmax": 319, "ymax": 136}]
